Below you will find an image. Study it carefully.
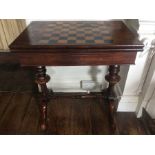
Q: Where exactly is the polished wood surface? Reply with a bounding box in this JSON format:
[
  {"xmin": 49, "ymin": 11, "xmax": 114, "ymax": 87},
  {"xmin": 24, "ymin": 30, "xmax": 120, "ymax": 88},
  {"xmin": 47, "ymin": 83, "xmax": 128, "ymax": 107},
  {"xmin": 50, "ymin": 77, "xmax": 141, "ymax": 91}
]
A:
[
  {"xmin": 105, "ymin": 65, "xmax": 121, "ymax": 133},
  {"xmin": 9, "ymin": 21, "xmax": 143, "ymax": 50},
  {"xmin": 0, "ymin": 65, "xmax": 147, "ymax": 134},
  {"xmin": 0, "ymin": 92, "xmax": 146, "ymax": 135},
  {"xmin": 9, "ymin": 21, "xmax": 143, "ymax": 66},
  {"xmin": 35, "ymin": 66, "xmax": 50, "ymax": 130},
  {"xmin": 13, "ymin": 51, "xmax": 137, "ymax": 66}
]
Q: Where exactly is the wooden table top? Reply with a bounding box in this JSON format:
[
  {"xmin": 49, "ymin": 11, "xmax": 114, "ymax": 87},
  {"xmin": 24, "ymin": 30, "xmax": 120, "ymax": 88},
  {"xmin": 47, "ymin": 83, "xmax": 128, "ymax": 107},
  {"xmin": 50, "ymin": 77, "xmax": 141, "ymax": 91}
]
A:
[{"xmin": 9, "ymin": 21, "xmax": 143, "ymax": 51}]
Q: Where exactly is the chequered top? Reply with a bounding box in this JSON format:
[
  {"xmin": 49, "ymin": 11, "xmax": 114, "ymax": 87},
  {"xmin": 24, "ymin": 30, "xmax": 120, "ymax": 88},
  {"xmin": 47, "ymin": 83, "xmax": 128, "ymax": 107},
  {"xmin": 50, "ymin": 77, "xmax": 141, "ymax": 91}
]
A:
[
  {"xmin": 9, "ymin": 21, "xmax": 144, "ymax": 50},
  {"xmin": 30, "ymin": 21, "xmax": 113, "ymax": 45}
]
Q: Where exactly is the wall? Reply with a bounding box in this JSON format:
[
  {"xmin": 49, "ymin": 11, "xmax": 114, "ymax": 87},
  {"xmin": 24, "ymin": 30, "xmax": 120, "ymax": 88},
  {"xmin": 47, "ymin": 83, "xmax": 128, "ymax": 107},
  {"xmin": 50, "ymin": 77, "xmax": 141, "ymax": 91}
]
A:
[
  {"xmin": 142, "ymin": 55, "xmax": 155, "ymax": 118},
  {"xmin": 114, "ymin": 20, "xmax": 155, "ymax": 112},
  {"xmin": 136, "ymin": 48, "xmax": 155, "ymax": 118}
]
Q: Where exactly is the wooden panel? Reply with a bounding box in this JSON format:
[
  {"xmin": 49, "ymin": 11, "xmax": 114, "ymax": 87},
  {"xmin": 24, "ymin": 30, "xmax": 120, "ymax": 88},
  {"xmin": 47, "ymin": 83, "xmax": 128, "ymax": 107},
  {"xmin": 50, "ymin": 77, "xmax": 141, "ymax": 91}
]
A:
[
  {"xmin": 0, "ymin": 19, "xmax": 26, "ymax": 50},
  {"xmin": 0, "ymin": 52, "xmax": 19, "ymax": 64},
  {"xmin": 0, "ymin": 21, "xmax": 8, "ymax": 49},
  {"xmin": 1, "ymin": 19, "xmax": 19, "ymax": 46}
]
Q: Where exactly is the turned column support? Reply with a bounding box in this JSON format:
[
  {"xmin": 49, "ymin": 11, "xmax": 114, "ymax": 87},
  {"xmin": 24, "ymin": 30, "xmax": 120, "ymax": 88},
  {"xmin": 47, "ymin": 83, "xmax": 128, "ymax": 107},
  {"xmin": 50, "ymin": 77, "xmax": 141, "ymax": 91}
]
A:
[
  {"xmin": 35, "ymin": 66, "xmax": 50, "ymax": 131},
  {"xmin": 105, "ymin": 65, "xmax": 121, "ymax": 134}
]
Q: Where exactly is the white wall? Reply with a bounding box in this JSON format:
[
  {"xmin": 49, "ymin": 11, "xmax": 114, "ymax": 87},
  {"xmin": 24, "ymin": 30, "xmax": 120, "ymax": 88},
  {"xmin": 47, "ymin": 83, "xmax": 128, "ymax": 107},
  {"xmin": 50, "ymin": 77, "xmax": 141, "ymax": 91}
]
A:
[
  {"xmin": 46, "ymin": 66, "xmax": 107, "ymax": 92},
  {"xmin": 137, "ymin": 53, "xmax": 155, "ymax": 118},
  {"xmin": 118, "ymin": 20, "xmax": 155, "ymax": 112},
  {"xmin": 134, "ymin": 20, "xmax": 155, "ymax": 117}
]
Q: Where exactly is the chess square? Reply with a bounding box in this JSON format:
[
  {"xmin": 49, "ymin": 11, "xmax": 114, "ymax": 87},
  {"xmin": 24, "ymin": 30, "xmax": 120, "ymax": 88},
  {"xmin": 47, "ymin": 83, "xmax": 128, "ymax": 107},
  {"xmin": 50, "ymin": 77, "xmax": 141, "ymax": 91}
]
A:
[
  {"xmin": 59, "ymin": 37, "xmax": 68, "ymax": 40},
  {"xmin": 94, "ymin": 36, "xmax": 104, "ymax": 40},
  {"xmin": 76, "ymin": 37, "xmax": 85, "ymax": 40},
  {"xmin": 38, "ymin": 40, "xmax": 49, "ymax": 44},
  {"xmin": 85, "ymin": 31, "xmax": 92, "ymax": 34},
  {"xmin": 60, "ymin": 33, "xmax": 68, "ymax": 37},
  {"xmin": 48, "ymin": 40, "xmax": 58, "ymax": 44},
  {"xmin": 76, "ymin": 33, "xmax": 85, "ymax": 37},
  {"xmin": 85, "ymin": 40, "xmax": 95, "ymax": 44},
  {"xmin": 69, "ymin": 31, "xmax": 76, "ymax": 34},
  {"xmin": 76, "ymin": 40, "xmax": 86, "ymax": 44},
  {"xmin": 62, "ymin": 28, "xmax": 70, "ymax": 32},
  {"xmin": 104, "ymin": 40, "xmax": 113, "ymax": 43},
  {"xmin": 42, "ymin": 33, "xmax": 52, "ymax": 37},
  {"xmin": 68, "ymin": 37, "xmax": 77, "ymax": 40},
  {"xmin": 85, "ymin": 36, "xmax": 94, "ymax": 40},
  {"xmin": 69, "ymin": 34, "xmax": 76, "ymax": 37},
  {"xmin": 51, "ymin": 36, "xmax": 59, "ymax": 40},
  {"xmin": 57, "ymin": 40, "xmax": 68, "ymax": 44},
  {"xmin": 51, "ymin": 33, "xmax": 60, "ymax": 37},
  {"xmin": 95, "ymin": 40, "xmax": 104, "ymax": 44},
  {"xmin": 68, "ymin": 40, "xmax": 76, "ymax": 44}
]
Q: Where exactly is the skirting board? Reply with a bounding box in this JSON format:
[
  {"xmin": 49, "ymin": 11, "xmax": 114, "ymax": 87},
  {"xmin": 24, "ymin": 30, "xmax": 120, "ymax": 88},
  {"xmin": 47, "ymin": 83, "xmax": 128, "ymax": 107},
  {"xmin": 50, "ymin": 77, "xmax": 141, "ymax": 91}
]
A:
[
  {"xmin": 115, "ymin": 84, "xmax": 139, "ymax": 112},
  {"xmin": 117, "ymin": 95, "xmax": 139, "ymax": 112}
]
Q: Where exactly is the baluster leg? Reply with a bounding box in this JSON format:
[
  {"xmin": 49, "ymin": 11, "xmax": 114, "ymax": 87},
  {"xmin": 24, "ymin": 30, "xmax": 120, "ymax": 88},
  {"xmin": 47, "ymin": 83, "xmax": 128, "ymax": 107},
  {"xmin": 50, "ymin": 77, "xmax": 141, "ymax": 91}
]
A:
[
  {"xmin": 105, "ymin": 65, "xmax": 121, "ymax": 134},
  {"xmin": 35, "ymin": 66, "xmax": 50, "ymax": 131}
]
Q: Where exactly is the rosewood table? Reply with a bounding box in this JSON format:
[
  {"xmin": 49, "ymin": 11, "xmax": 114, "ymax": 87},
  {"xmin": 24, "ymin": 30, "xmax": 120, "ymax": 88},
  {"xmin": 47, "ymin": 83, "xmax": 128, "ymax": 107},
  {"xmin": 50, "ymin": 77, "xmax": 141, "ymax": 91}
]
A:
[{"xmin": 9, "ymin": 21, "xmax": 143, "ymax": 134}]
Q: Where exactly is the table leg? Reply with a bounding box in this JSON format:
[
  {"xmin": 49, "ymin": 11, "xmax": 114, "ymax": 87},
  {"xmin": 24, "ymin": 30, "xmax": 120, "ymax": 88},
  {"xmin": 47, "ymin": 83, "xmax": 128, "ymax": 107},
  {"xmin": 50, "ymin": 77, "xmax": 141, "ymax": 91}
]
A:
[
  {"xmin": 105, "ymin": 65, "xmax": 121, "ymax": 134},
  {"xmin": 35, "ymin": 66, "xmax": 50, "ymax": 131}
]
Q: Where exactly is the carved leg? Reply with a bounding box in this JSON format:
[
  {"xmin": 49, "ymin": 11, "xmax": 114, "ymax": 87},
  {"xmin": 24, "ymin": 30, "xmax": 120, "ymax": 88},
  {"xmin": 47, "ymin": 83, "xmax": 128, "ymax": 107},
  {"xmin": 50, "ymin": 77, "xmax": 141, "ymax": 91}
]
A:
[
  {"xmin": 105, "ymin": 65, "xmax": 121, "ymax": 134},
  {"xmin": 35, "ymin": 66, "xmax": 50, "ymax": 131}
]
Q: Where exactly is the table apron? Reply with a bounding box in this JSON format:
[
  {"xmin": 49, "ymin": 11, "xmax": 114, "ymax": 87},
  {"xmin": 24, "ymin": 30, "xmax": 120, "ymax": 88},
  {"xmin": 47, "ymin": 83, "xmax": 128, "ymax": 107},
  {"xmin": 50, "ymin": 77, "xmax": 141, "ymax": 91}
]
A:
[{"xmin": 15, "ymin": 52, "xmax": 137, "ymax": 66}]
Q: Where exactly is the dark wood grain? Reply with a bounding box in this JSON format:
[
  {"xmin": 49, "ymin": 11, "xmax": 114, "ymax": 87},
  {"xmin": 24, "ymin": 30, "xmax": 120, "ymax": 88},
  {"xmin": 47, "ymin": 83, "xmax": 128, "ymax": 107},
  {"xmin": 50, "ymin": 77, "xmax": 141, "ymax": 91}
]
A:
[
  {"xmin": 9, "ymin": 21, "xmax": 143, "ymax": 66},
  {"xmin": 0, "ymin": 93, "xmax": 31, "ymax": 134},
  {"xmin": 0, "ymin": 51, "xmax": 19, "ymax": 65},
  {"xmin": 15, "ymin": 51, "xmax": 137, "ymax": 66},
  {"xmin": 105, "ymin": 65, "xmax": 121, "ymax": 133},
  {"xmin": 0, "ymin": 92, "xmax": 146, "ymax": 135},
  {"xmin": 35, "ymin": 66, "xmax": 50, "ymax": 131},
  {"xmin": 140, "ymin": 108, "xmax": 155, "ymax": 135},
  {"xmin": 9, "ymin": 21, "xmax": 143, "ymax": 50},
  {"xmin": 19, "ymin": 96, "xmax": 40, "ymax": 134},
  {"xmin": 0, "ymin": 62, "xmax": 35, "ymax": 92},
  {"xmin": 117, "ymin": 112, "xmax": 146, "ymax": 135}
]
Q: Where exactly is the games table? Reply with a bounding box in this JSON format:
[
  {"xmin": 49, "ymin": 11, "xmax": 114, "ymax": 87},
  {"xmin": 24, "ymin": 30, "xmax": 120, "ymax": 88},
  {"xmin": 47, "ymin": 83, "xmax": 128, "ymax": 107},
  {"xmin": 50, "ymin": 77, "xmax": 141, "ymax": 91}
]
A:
[{"xmin": 9, "ymin": 21, "xmax": 143, "ymax": 133}]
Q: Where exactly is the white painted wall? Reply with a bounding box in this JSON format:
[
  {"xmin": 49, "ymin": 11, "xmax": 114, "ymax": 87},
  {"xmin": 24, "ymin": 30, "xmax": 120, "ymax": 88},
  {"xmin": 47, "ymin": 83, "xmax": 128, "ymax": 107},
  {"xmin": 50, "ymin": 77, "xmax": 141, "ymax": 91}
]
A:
[
  {"xmin": 118, "ymin": 20, "xmax": 155, "ymax": 112},
  {"xmin": 117, "ymin": 52, "xmax": 149, "ymax": 111},
  {"xmin": 120, "ymin": 20, "xmax": 155, "ymax": 114},
  {"xmin": 134, "ymin": 21, "xmax": 155, "ymax": 117},
  {"xmin": 137, "ymin": 53, "xmax": 155, "ymax": 118}
]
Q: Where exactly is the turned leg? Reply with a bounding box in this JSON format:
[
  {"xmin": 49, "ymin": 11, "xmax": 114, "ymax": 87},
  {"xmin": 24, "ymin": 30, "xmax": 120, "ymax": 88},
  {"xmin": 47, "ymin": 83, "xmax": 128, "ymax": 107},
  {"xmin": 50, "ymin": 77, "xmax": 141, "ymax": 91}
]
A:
[
  {"xmin": 35, "ymin": 66, "xmax": 50, "ymax": 131},
  {"xmin": 105, "ymin": 65, "xmax": 121, "ymax": 134}
]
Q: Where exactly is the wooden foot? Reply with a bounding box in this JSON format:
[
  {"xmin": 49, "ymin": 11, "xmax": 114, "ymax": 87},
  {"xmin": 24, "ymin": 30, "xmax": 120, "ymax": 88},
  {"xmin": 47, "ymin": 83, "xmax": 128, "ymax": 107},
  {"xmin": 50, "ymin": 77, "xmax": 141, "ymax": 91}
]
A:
[
  {"xmin": 35, "ymin": 66, "xmax": 50, "ymax": 131},
  {"xmin": 105, "ymin": 65, "xmax": 120, "ymax": 134}
]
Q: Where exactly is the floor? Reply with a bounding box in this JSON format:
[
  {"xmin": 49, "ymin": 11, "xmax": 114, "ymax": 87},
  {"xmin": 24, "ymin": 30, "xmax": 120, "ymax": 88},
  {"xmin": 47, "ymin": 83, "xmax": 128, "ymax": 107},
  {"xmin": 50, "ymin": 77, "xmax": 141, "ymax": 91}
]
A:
[{"xmin": 0, "ymin": 64, "xmax": 146, "ymax": 135}]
